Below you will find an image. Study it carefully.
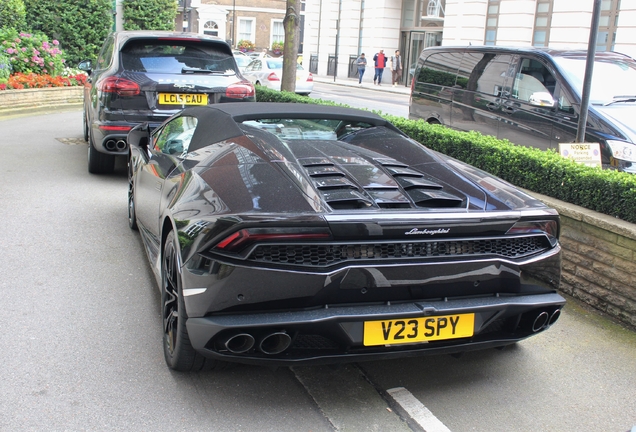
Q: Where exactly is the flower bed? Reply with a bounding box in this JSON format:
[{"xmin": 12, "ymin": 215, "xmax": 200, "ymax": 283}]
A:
[{"xmin": 0, "ymin": 72, "xmax": 86, "ymax": 90}]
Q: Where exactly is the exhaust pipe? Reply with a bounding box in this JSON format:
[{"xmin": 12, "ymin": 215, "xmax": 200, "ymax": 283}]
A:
[
  {"xmin": 104, "ymin": 139, "xmax": 117, "ymax": 151},
  {"xmin": 224, "ymin": 333, "xmax": 255, "ymax": 354},
  {"xmin": 115, "ymin": 140, "xmax": 127, "ymax": 151},
  {"xmin": 548, "ymin": 309, "xmax": 561, "ymax": 326},
  {"xmin": 259, "ymin": 332, "xmax": 292, "ymax": 355},
  {"xmin": 532, "ymin": 311, "xmax": 549, "ymax": 332}
]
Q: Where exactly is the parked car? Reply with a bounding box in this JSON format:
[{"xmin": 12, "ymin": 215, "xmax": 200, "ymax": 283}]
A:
[
  {"xmin": 409, "ymin": 46, "xmax": 636, "ymax": 173},
  {"xmin": 242, "ymin": 57, "xmax": 313, "ymax": 95},
  {"xmin": 233, "ymin": 54, "xmax": 251, "ymax": 73},
  {"xmin": 127, "ymin": 102, "xmax": 565, "ymax": 371},
  {"xmin": 78, "ymin": 31, "xmax": 255, "ymax": 174}
]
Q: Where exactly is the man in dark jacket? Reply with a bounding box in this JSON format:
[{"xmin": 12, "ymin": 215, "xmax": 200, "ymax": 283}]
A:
[{"xmin": 373, "ymin": 50, "xmax": 387, "ymax": 85}]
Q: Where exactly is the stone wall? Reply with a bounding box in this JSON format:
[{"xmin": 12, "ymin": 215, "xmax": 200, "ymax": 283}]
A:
[
  {"xmin": 0, "ymin": 87, "xmax": 83, "ymax": 116},
  {"xmin": 533, "ymin": 191, "xmax": 636, "ymax": 328}
]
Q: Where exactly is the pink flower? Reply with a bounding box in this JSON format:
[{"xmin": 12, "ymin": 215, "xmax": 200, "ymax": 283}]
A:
[
  {"xmin": 52, "ymin": 40, "xmax": 59, "ymax": 46},
  {"xmin": 6, "ymin": 48, "xmax": 14, "ymax": 54},
  {"xmin": 14, "ymin": 38, "xmax": 21, "ymax": 43},
  {"xmin": 21, "ymin": 48, "xmax": 26, "ymax": 52},
  {"xmin": 49, "ymin": 61, "xmax": 54, "ymax": 66}
]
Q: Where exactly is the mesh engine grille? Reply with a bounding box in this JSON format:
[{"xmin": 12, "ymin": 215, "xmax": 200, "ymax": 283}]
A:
[{"xmin": 248, "ymin": 236, "xmax": 549, "ymax": 267}]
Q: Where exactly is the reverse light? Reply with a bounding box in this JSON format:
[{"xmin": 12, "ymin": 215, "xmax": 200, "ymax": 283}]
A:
[
  {"xmin": 214, "ymin": 227, "xmax": 331, "ymax": 253},
  {"xmin": 267, "ymin": 72, "xmax": 280, "ymax": 82},
  {"xmin": 507, "ymin": 220, "xmax": 559, "ymax": 246},
  {"xmin": 606, "ymin": 140, "xmax": 636, "ymax": 163},
  {"xmin": 98, "ymin": 77, "xmax": 140, "ymax": 96},
  {"xmin": 226, "ymin": 81, "xmax": 255, "ymax": 99}
]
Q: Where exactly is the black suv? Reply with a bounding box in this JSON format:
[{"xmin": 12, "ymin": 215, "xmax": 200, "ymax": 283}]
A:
[{"xmin": 79, "ymin": 31, "xmax": 255, "ymax": 174}]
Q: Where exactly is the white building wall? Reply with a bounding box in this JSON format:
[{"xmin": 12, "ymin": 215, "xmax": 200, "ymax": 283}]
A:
[
  {"xmin": 442, "ymin": 0, "xmax": 488, "ymax": 45},
  {"xmin": 615, "ymin": 0, "xmax": 636, "ymax": 57},
  {"xmin": 496, "ymin": 0, "xmax": 535, "ymax": 45},
  {"xmin": 549, "ymin": 0, "xmax": 593, "ymax": 49},
  {"xmin": 304, "ymin": 0, "xmax": 402, "ymax": 80}
]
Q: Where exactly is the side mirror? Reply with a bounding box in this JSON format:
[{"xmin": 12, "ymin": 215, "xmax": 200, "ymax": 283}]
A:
[
  {"xmin": 529, "ymin": 92, "xmax": 555, "ymax": 107},
  {"xmin": 78, "ymin": 60, "xmax": 93, "ymax": 73},
  {"xmin": 128, "ymin": 123, "xmax": 151, "ymax": 153}
]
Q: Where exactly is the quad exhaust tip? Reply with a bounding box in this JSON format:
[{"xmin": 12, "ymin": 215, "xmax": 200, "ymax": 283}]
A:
[
  {"xmin": 224, "ymin": 333, "xmax": 255, "ymax": 354},
  {"xmin": 259, "ymin": 332, "xmax": 292, "ymax": 355}
]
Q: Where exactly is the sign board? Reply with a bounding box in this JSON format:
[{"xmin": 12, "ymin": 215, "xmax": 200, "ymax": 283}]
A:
[{"xmin": 559, "ymin": 143, "xmax": 601, "ymax": 167}]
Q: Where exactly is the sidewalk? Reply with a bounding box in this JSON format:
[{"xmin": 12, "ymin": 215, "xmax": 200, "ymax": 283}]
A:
[{"xmin": 312, "ymin": 74, "xmax": 411, "ymax": 96}]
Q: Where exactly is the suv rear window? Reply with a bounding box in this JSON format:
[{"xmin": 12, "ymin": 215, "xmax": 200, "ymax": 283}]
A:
[{"xmin": 120, "ymin": 40, "xmax": 237, "ymax": 75}]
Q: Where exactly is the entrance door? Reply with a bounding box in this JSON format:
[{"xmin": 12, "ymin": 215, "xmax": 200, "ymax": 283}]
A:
[{"xmin": 402, "ymin": 31, "xmax": 442, "ymax": 87}]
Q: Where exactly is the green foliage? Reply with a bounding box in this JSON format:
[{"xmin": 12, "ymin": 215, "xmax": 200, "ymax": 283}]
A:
[
  {"xmin": 255, "ymin": 87, "xmax": 636, "ymax": 224},
  {"xmin": 0, "ymin": 29, "xmax": 65, "ymax": 75},
  {"xmin": 0, "ymin": 0, "xmax": 27, "ymax": 31},
  {"xmin": 122, "ymin": 0, "xmax": 177, "ymax": 31},
  {"xmin": 24, "ymin": 0, "xmax": 112, "ymax": 66}
]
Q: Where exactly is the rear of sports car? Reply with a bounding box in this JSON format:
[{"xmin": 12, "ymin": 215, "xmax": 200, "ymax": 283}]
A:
[{"xmin": 171, "ymin": 123, "xmax": 564, "ymax": 367}]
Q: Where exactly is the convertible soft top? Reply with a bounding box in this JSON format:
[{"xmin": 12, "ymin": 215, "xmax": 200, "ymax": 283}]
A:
[{"xmin": 179, "ymin": 102, "xmax": 405, "ymax": 153}]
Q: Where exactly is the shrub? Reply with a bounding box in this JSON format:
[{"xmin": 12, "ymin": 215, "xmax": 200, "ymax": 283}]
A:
[
  {"xmin": 24, "ymin": 0, "xmax": 113, "ymax": 66},
  {"xmin": 1, "ymin": 71, "xmax": 85, "ymax": 89},
  {"xmin": 0, "ymin": 52, "xmax": 11, "ymax": 82},
  {"xmin": 0, "ymin": 0, "xmax": 27, "ymax": 32},
  {"xmin": 122, "ymin": 0, "xmax": 178, "ymax": 31},
  {"xmin": 0, "ymin": 29, "xmax": 65, "ymax": 75},
  {"xmin": 271, "ymin": 41, "xmax": 283, "ymax": 52}
]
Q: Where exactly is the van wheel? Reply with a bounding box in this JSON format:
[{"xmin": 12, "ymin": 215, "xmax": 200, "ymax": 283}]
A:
[{"xmin": 427, "ymin": 119, "xmax": 441, "ymax": 125}]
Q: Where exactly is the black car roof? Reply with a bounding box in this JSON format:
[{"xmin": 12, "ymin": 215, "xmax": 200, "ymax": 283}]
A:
[
  {"xmin": 179, "ymin": 103, "xmax": 404, "ymax": 153},
  {"xmin": 421, "ymin": 45, "xmax": 633, "ymax": 62}
]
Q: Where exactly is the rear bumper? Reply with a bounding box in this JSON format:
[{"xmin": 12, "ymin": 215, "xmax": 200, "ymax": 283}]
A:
[{"xmin": 186, "ymin": 292, "xmax": 565, "ymax": 366}]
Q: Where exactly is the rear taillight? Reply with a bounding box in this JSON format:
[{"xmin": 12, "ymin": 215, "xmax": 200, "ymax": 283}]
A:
[
  {"xmin": 98, "ymin": 77, "xmax": 140, "ymax": 96},
  {"xmin": 507, "ymin": 220, "xmax": 559, "ymax": 246},
  {"xmin": 214, "ymin": 228, "xmax": 331, "ymax": 253},
  {"xmin": 307, "ymin": 73, "xmax": 313, "ymax": 82},
  {"xmin": 226, "ymin": 81, "xmax": 255, "ymax": 99},
  {"xmin": 267, "ymin": 72, "xmax": 280, "ymax": 82}
]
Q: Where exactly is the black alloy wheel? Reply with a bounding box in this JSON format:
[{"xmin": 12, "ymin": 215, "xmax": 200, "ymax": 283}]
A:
[
  {"xmin": 162, "ymin": 231, "xmax": 216, "ymax": 372},
  {"xmin": 127, "ymin": 160, "xmax": 138, "ymax": 231}
]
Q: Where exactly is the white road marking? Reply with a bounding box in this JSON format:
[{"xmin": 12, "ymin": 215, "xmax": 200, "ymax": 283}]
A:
[{"xmin": 387, "ymin": 387, "xmax": 452, "ymax": 432}]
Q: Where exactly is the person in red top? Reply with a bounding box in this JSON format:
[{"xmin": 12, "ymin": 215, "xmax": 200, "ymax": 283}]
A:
[{"xmin": 373, "ymin": 50, "xmax": 387, "ymax": 85}]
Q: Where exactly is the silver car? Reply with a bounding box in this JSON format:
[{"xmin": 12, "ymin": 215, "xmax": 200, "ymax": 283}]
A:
[{"xmin": 242, "ymin": 57, "xmax": 314, "ymax": 95}]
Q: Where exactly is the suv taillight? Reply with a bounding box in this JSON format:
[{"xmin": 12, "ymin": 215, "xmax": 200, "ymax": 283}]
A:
[
  {"xmin": 226, "ymin": 81, "xmax": 255, "ymax": 99},
  {"xmin": 98, "ymin": 77, "xmax": 140, "ymax": 96},
  {"xmin": 307, "ymin": 73, "xmax": 314, "ymax": 82}
]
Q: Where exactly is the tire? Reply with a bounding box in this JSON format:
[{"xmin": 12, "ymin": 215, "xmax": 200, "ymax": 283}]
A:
[
  {"xmin": 162, "ymin": 231, "xmax": 218, "ymax": 372},
  {"xmin": 87, "ymin": 130, "xmax": 115, "ymax": 174},
  {"xmin": 127, "ymin": 159, "xmax": 138, "ymax": 231}
]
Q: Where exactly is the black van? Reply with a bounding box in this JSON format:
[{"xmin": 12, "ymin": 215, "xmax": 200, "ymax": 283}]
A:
[{"xmin": 409, "ymin": 46, "xmax": 636, "ymax": 173}]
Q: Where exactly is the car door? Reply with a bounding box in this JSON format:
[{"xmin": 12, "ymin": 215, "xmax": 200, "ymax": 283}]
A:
[
  {"xmin": 409, "ymin": 50, "xmax": 460, "ymax": 125},
  {"xmin": 497, "ymin": 55, "xmax": 556, "ymax": 150},
  {"xmin": 135, "ymin": 115, "xmax": 198, "ymax": 241},
  {"xmin": 450, "ymin": 52, "xmax": 512, "ymax": 139}
]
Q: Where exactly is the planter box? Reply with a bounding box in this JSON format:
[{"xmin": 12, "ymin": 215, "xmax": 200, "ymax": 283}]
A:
[{"xmin": 0, "ymin": 86, "xmax": 83, "ymax": 116}]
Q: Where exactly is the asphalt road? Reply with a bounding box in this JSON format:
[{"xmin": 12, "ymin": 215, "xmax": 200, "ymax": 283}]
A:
[{"xmin": 1, "ymin": 107, "xmax": 635, "ymax": 432}]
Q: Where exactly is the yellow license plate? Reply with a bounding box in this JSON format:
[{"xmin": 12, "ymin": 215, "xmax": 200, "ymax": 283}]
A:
[
  {"xmin": 158, "ymin": 93, "xmax": 208, "ymax": 105},
  {"xmin": 363, "ymin": 313, "xmax": 474, "ymax": 346}
]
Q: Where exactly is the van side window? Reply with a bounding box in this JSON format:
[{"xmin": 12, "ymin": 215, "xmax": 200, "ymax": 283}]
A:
[
  {"xmin": 512, "ymin": 58, "xmax": 556, "ymax": 102},
  {"xmin": 456, "ymin": 53, "xmax": 511, "ymax": 97},
  {"xmin": 416, "ymin": 52, "xmax": 463, "ymax": 88}
]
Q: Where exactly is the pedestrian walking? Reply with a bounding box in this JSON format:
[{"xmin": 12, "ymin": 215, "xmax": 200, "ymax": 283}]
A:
[
  {"xmin": 391, "ymin": 50, "xmax": 403, "ymax": 86},
  {"xmin": 356, "ymin": 53, "xmax": 367, "ymax": 84},
  {"xmin": 373, "ymin": 50, "xmax": 387, "ymax": 85}
]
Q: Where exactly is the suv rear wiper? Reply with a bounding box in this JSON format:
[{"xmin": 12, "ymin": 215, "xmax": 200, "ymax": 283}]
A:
[
  {"xmin": 604, "ymin": 95, "xmax": 636, "ymax": 106},
  {"xmin": 181, "ymin": 67, "xmax": 223, "ymax": 74}
]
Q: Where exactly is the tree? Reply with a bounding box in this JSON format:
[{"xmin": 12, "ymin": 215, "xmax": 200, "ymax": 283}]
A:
[
  {"xmin": 0, "ymin": 0, "xmax": 27, "ymax": 31},
  {"xmin": 122, "ymin": 0, "xmax": 178, "ymax": 31},
  {"xmin": 281, "ymin": 0, "xmax": 300, "ymax": 93},
  {"xmin": 24, "ymin": 0, "xmax": 112, "ymax": 66}
]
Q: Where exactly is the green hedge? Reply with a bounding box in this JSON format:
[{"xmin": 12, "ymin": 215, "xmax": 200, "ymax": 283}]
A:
[{"xmin": 255, "ymin": 86, "xmax": 636, "ymax": 224}]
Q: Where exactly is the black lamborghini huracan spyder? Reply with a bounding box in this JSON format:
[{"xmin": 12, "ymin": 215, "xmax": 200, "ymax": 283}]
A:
[{"xmin": 127, "ymin": 102, "xmax": 564, "ymax": 371}]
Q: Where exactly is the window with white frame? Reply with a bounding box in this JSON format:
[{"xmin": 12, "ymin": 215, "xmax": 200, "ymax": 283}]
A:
[
  {"xmin": 203, "ymin": 21, "xmax": 218, "ymax": 37},
  {"xmin": 238, "ymin": 18, "xmax": 255, "ymax": 43},
  {"xmin": 271, "ymin": 20, "xmax": 285, "ymax": 47}
]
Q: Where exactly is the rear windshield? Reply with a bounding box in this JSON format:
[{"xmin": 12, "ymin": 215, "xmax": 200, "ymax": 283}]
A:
[{"xmin": 120, "ymin": 40, "xmax": 237, "ymax": 75}]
